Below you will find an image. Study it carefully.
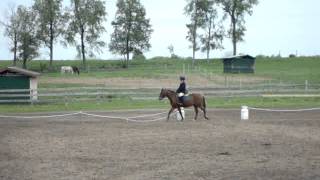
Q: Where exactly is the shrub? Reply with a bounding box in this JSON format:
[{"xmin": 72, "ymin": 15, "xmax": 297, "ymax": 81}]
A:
[
  {"xmin": 132, "ymin": 50, "xmax": 146, "ymax": 61},
  {"xmin": 289, "ymin": 54, "xmax": 296, "ymax": 58},
  {"xmin": 39, "ymin": 63, "xmax": 47, "ymax": 72}
]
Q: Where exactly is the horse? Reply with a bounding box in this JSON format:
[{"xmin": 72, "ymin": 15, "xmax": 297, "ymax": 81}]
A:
[
  {"xmin": 72, "ymin": 66, "xmax": 80, "ymax": 75},
  {"xmin": 158, "ymin": 88, "xmax": 209, "ymax": 121},
  {"xmin": 61, "ymin": 66, "xmax": 73, "ymax": 74}
]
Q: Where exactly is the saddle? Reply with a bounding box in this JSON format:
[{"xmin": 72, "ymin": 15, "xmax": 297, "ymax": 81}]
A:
[{"xmin": 177, "ymin": 93, "xmax": 190, "ymax": 105}]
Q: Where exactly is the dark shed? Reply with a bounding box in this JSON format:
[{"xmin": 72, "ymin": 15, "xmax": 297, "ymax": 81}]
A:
[
  {"xmin": 0, "ymin": 67, "xmax": 40, "ymax": 101},
  {"xmin": 223, "ymin": 55, "xmax": 255, "ymax": 73}
]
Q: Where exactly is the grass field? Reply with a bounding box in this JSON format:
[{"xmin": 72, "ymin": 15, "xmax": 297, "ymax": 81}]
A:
[
  {"xmin": 0, "ymin": 57, "xmax": 319, "ymax": 112},
  {"xmin": 1, "ymin": 56, "xmax": 319, "ymax": 83},
  {"xmin": 0, "ymin": 97, "xmax": 319, "ymax": 113}
]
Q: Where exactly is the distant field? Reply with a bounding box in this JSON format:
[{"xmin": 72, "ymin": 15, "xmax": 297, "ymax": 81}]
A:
[
  {"xmin": 255, "ymin": 57, "xmax": 320, "ymax": 84},
  {"xmin": 1, "ymin": 57, "xmax": 319, "ymax": 86}
]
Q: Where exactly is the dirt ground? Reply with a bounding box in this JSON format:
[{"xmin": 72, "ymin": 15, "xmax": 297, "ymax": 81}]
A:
[{"xmin": 0, "ymin": 109, "xmax": 320, "ymax": 180}]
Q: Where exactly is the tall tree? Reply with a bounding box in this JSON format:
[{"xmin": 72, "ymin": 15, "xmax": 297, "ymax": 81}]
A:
[
  {"xmin": 1, "ymin": 5, "xmax": 19, "ymax": 66},
  {"xmin": 16, "ymin": 5, "xmax": 40, "ymax": 69},
  {"xmin": 200, "ymin": 2, "xmax": 224, "ymax": 60},
  {"xmin": 109, "ymin": 0, "xmax": 153, "ymax": 68},
  {"xmin": 66, "ymin": 0, "xmax": 107, "ymax": 69},
  {"xmin": 217, "ymin": 0, "xmax": 258, "ymax": 55},
  {"xmin": 168, "ymin": 44, "xmax": 174, "ymax": 58},
  {"xmin": 32, "ymin": 0, "xmax": 67, "ymax": 68},
  {"xmin": 185, "ymin": 0, "xmax": 209, "ymax": 65}
]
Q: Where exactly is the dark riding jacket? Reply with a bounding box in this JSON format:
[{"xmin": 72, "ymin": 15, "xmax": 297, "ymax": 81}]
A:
[{"xmin": 176, "ymin": 82, "xmax": 187, "ymax": 94}]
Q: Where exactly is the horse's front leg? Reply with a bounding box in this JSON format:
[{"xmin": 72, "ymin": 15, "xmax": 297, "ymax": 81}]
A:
[
  {"xmin": 177, "ymin": 106, "xmax": 184, "ymax": 121},
  {"xmin": 167, "ymin": 108, "xmax": 174, "ymax": 122}
]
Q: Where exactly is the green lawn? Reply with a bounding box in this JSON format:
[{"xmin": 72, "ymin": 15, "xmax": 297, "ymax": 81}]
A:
[
  {"xmin": 255, "ymin": 57, "xmax": 320, "ymax": 84},
  {"xmin": 0, "ymin": 97, "xmax": 319, "ymax": 113},
  {"xmin": 2, "ymin": 57, "xmax": 319, "ymax": 84}
]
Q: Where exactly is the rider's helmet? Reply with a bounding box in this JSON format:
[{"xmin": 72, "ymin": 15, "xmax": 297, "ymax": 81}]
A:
[{"xmin": 179, "ymin": 76, "xmax": 185, "ymax": 81}]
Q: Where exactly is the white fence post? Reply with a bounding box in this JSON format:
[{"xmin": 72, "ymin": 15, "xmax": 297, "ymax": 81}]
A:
[
  {"xmin": 305, "ymin": 80, "xmax": 309, "ymax": 91},
  {"xmin": 241, "ymin": 106, "xmax": 249, "ymax": 120},
  {"xmin": 225, "ymin": 76, "xmax": 227, "ymax": 88},
  {"xmin": 225, "ymin": 76, "xmax": 229, "ymax": 88},
  {"xmin": 183, "ymin": 64, "xmax": 185, "ymax": 75},
  {"xmin": 64, "ymin": 95, "xmax": 68, "ymax": 106}
]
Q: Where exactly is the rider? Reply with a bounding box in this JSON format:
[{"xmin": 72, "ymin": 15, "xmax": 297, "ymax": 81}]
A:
[{"xmin": 176, "ymin": 76, "xmax": 187, "ymax": 105}]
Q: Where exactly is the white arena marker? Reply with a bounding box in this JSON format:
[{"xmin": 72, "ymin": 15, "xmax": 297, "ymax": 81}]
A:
[
  {"xmin": 241, "ymin": 106, "xmax": 249, "ymax": 120},
  {"xmin": 176, "ymin": 107, "xmax": 185, "ymax": 121}
]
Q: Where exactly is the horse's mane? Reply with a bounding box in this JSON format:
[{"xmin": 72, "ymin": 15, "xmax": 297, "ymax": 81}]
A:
[{"xmin": 164, "ymin": 89, "xmax": 176, "ymax": 94}]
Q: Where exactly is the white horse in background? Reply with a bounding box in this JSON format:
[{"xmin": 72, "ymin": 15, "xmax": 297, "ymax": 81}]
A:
[{"xmin": 61, "ymin": 66, "xmax": 74, "ymax": 74}]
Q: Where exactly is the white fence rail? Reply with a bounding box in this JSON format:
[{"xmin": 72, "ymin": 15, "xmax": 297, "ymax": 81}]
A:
[{"xmin": 0, "ymin": 83, "xmax": 320, "ymax": 103}]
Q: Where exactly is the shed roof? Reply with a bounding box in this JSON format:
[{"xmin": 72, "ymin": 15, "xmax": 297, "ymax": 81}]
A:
[
  {"xmin": 223, "ymin": 55, "xmax": 255, "ymax": 60},
  {"xmin": 0, "ymin": 67, "xmax": 40, "ymax": 78}
]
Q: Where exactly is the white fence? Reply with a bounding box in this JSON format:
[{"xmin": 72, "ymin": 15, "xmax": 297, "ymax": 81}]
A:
[{"xmin": 0, "ymin": 82, "xmax": 320, "ymax": 103}]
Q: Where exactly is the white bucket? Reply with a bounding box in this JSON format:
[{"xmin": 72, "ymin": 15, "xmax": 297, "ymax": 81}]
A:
[
  {"xmin": 241, "ymin": 106, "xmax": 249, "ymax": 120},
  {"xmin": 176, "ymin": 108, "xmax": 185, "ymax": 121}
]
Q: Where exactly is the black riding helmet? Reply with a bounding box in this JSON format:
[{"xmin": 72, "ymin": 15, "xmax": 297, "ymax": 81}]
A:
[{"xmin": 179, "ymin": 76, "xmax": 185, "ymax": 81}]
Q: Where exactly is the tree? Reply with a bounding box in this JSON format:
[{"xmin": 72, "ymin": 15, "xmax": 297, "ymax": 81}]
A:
[
  {"xmin": 66, "ymin": 0, "xmax": 107, "ymax": 69},
  {"xmin": 1, "ymin": 5, "xmax": 19, "ymax": 66},
  {"xmin": 15, "ymin": 5, "xmax": 41, "ymax": 69},
  {"xmin": 109, "ymin": 0, "xmax": 153, "ymax": 68},
  {"xmin": 168, "ymin": 44, "xmax": 174, "ymax": 57},
  {"xmin": 217, "ymin": 0, "xmax": 258, "ymax": 55},
  {"xmin": 32, "ymin": 0, "xmax": 67, "ymax": 68},
  {"xmin": 200, "ymin": 2, "xmax": 224, "ymax": 61},
  {"xmin": 185, "ymin": 0, "xmax": 209, "ymax": 65},
  {"xmin": 168, "ymin": 44, "xmax": 179, "ymax": 59}
]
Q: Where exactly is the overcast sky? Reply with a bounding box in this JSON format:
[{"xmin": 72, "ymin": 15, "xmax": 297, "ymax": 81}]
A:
[{"xmin": 0, "ymin": 0, "xmax": 319, "ymax": 60}]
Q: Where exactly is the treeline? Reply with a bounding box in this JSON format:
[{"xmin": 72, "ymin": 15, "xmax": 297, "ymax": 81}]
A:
[
  {"xmin": 1, "ymin": 0, "xmax": 258, "ymax": 69},
  {"xmin": 2, "ymin": 0, "xmax": 107, "ymax": 69},
  {"xmin": 185, "ymin": 0, "xmax": 258, "ymax": 65}
]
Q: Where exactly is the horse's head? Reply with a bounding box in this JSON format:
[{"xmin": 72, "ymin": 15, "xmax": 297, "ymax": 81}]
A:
[
  {"xmin": 159, "ymin": 88, "xmax": 176, "ymax": 100},
  {"xmin": 159, "ymin": 88, "xmax": 166, "ymax": 100}
]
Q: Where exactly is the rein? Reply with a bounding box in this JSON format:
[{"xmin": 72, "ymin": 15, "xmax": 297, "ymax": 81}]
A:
[{"xmin": 164, "ymin": 89, "xmax": 178, "ymax": 104}]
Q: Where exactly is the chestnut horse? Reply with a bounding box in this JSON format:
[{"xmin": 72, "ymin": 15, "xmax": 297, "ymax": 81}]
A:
[{"xmin": 158, "ymin": 89, "xmax": 209, "ymax": 121}]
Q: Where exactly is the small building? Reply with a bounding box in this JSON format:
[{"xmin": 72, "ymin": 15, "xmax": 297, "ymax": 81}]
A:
[
  {"xmin": 0, "ymin": 67, "xmax": 40, "ymax": 102},
  {"xmin": 223, "ymin": 55, "xmax": 255, "ymax": 73}
]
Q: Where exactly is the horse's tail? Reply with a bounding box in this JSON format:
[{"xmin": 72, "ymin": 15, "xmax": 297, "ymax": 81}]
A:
[{"xmin": 202, "ymin": 96, "xmax": 207, "ymax": 109}]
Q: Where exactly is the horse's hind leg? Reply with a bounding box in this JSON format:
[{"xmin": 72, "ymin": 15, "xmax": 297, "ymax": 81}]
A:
[
  {"xmin": 193, "ymin": 106, "xmax": 199, "ymax": 121},
  {"xmin": 200, "ymin": 106, "xmax": 209, "ymax": 120}
]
